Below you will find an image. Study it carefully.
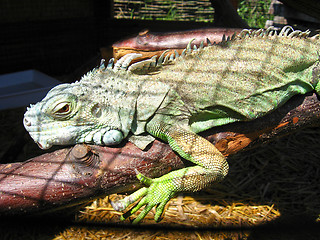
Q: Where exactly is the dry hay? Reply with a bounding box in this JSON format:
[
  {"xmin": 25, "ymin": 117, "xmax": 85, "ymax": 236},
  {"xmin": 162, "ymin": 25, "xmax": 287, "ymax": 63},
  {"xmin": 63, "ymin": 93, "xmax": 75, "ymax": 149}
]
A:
[
  {"xmin": 54, "ymin": 226, "xmax": 250, "ymax": 240},
  {"xmin": 75, "ymin": 195, "xmax": 280, "ymax": 227}
]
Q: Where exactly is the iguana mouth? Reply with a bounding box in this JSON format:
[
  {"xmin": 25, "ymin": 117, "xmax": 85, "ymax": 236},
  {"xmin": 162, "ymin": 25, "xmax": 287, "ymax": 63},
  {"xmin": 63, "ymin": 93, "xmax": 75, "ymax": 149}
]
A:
[
  {"xmin": 37, "ymin": 142, "xmax": 44, "ymax": 149},
  {"xmin": 35, "ymin": 141, "xmax": 52, "ymax": 150}
]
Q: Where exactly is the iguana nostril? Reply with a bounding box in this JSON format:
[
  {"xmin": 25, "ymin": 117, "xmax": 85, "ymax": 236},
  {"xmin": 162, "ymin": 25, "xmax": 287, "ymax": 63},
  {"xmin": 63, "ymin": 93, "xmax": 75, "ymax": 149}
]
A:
[{"xmin": 24, "ymin": 117, "xmax": 31, "ymax": 127}]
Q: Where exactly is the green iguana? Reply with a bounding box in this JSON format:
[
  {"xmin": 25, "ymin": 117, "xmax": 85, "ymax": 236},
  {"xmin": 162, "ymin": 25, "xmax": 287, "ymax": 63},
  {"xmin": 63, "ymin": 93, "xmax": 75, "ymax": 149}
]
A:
[{"xmin": 23, "ymin": 26, "xmax": 320, "ymax": 223}]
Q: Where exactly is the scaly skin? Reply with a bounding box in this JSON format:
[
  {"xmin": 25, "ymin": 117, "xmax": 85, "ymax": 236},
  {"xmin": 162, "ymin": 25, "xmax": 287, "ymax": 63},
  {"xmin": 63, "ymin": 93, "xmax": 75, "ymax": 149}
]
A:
[
  {"xmin": 112, "ymin": 125, "xmax": 228, "ymax": 223},
  {"xmin": 24, "ymin": 26, "xmax": 320, "ymax": 223}
]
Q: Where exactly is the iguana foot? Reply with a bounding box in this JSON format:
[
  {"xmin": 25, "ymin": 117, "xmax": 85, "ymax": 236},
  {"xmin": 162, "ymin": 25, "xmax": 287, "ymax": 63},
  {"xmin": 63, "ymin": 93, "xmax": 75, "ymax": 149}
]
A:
[{"xmin": 111, "ymin": 171, "xmax": 179, "ymax": 224}]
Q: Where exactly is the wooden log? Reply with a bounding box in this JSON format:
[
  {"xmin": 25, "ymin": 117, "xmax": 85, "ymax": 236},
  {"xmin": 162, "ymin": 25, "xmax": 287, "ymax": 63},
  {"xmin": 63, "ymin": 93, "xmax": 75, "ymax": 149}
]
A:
[
  {"xmin": 0, "ymin": 143, "xmax": 183, "ymax": 216},
  {"xmin": 111, "ymin": 28, "xmax": 243, "ymax": 62}
]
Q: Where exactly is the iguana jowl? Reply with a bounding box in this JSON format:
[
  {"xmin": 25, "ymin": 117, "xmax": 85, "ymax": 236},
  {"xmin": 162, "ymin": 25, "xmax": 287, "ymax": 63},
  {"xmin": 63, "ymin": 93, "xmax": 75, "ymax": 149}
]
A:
[{"xmin": 23, "ymin": 26, "xmax": 320, "ymax": 223}]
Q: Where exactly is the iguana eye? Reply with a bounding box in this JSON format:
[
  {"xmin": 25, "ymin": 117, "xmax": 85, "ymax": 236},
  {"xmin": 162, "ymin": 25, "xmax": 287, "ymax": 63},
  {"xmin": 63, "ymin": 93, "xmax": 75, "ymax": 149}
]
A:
[
  {"xmin": 52, "ymin": 102, "xmax": 72, "ymax": 117},
  {"xmin": 57, "ymin": 104, "xmax": 70, "ymax": 113}
]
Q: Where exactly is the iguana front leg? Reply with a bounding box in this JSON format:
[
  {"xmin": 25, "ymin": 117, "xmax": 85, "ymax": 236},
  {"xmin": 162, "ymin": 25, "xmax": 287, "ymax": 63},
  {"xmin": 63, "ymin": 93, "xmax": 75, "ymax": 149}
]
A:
[{"xmin": 111, "ymin": 123, "xmax": 229, "ymax": 223}]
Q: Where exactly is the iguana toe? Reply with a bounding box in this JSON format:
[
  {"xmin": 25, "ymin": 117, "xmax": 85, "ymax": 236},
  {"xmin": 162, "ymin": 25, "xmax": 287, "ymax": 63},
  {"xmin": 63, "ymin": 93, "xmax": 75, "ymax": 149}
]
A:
[{"xmin": 111, "ymin": 173, "xmax": 177, "ymax": 223}]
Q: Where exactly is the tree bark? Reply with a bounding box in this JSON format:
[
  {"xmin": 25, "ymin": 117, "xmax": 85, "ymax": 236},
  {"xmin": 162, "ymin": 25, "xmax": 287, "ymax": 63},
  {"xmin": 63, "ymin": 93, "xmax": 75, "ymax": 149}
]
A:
[{"xmin": 111, "ymin": 27, "xmax": 243, "ymax": 62}]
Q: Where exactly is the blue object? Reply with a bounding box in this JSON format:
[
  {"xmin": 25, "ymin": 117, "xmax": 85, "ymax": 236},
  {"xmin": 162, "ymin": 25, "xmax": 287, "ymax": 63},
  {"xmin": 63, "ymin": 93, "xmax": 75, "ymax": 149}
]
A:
[{"xmin": 0, "ymin": 70, "xmax": 61, "ymax": 110}]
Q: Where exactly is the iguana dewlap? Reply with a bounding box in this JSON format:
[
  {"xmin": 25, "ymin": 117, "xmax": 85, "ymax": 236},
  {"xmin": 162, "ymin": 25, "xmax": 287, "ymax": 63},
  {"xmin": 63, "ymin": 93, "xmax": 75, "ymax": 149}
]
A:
[{"xmin": 23, "ymin": 26, "xmax": 320, "ymax": 223}]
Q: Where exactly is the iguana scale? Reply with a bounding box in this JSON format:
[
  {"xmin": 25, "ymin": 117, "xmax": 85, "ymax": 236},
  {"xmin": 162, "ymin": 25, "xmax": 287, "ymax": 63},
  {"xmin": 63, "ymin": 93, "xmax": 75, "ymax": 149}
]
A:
[{"xmin": 23, "ymin": 26, "xmax": 320, "ymax": 223}]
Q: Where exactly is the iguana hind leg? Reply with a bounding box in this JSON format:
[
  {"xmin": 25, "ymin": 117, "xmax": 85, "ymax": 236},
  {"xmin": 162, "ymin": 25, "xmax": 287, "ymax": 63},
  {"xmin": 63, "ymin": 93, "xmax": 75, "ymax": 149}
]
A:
[{"xmin": 111, "ymin": 124, "xmax": 229, "ymax": 223}]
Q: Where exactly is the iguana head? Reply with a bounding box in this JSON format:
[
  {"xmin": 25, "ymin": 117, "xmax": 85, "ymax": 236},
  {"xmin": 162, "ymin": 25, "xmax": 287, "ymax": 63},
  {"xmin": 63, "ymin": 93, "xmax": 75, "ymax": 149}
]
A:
[
  {"xmin": 23, "ymin": 72, "xmax": 136, "ymax": 150},
  {"xmin": 23, "ymin": 54, "xmax": 174, "ymax": 150}
]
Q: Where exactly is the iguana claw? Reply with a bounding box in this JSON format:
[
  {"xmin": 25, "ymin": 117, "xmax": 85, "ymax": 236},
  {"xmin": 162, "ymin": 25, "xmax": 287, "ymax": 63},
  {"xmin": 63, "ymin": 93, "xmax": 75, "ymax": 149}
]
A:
[{"xmin": 111, "ymin": 172, "xmax": 176, "ymax": 224}]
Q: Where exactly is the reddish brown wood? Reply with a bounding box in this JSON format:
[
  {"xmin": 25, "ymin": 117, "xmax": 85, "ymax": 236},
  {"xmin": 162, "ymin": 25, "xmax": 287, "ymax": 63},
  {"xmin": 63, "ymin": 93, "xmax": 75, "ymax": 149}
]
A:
[
  {"xmin": 110, "ymin": 28, "xmax": 243, "ymax": 62},
  {"xmin": 0, "ymin": 143, "xmax": 182, "ymax": 216}
]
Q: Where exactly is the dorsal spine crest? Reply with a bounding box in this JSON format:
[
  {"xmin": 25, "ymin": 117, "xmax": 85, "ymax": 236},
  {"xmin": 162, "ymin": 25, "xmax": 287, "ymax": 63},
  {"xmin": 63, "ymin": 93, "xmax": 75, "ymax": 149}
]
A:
[{"xmin": 84, "ymin": 26, "xmax": 319, "ymax": 80}]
